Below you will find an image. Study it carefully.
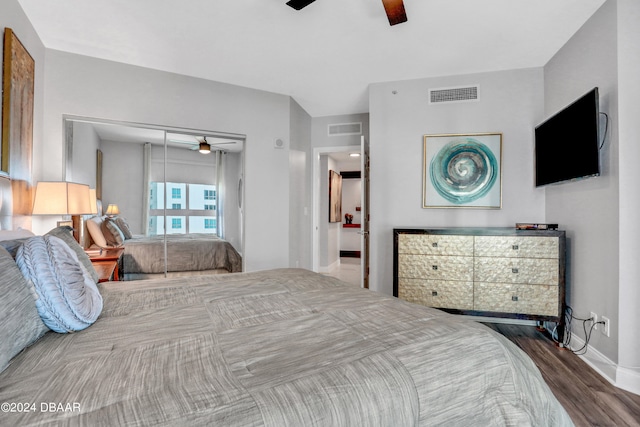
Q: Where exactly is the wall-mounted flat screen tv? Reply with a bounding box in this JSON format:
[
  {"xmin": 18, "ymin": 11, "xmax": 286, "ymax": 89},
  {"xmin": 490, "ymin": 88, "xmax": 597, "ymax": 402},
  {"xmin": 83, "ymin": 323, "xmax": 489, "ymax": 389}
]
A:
[{"xmin": 535, "ymin": 87, "xmax": 600, "ymax": 187}]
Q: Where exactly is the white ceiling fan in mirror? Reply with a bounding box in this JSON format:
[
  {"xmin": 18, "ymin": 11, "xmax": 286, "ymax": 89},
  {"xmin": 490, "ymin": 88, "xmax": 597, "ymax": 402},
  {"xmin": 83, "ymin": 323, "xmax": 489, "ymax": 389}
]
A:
[{"xmin": 167, "ymin": 134, "xmax": 242, "ymax": 154}]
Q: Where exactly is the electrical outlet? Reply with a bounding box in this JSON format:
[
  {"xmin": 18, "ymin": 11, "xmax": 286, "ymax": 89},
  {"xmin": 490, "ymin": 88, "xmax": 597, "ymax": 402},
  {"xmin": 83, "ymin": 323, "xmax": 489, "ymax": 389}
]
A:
[
  {"xmin": 601, "ymin": 316, "xmax": 610, "ymax": 337},
  {"xmin": 590, "ymin": 312, "xmax": 598, "ymax": 330}
]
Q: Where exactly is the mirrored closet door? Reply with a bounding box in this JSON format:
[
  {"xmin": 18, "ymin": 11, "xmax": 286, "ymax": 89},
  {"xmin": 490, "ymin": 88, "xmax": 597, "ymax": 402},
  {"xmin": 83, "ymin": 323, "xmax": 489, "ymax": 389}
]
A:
[{"xmin": 63, "ymin": 116, "xmax": 245, "ymax": 276}]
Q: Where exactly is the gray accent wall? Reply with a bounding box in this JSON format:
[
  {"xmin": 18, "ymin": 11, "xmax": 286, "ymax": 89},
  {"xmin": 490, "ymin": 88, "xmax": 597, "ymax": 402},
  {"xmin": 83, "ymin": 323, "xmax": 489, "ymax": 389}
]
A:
[
  {"xmin": 616, "ymin": 0, "xmax": 640, "ymax": 391},
  {"xmin": 289, "ymin": 98, "xmax": 312, "ymax": 269},
  {"xmin": 38, "ymin": 49, "xmax": 294, "ymax": 272},
  {"xmin": 369, "ymin": 68, "xmax": 546, "ymax": 295},
  {"xmin": 545, "ymin": 0, "xmax": 640, "ymax": 392},
  {"xmin": 543, "ymin": 0, "xmax": 619, "ymax": 365}
]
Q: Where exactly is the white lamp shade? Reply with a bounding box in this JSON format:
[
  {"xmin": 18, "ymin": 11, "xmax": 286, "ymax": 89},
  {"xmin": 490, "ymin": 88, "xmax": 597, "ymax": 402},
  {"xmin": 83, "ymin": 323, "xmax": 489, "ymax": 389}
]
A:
[
  {"xmin": 32, "ymin": 182, "xmax": 92, "ymax": 215},
  {"xmin": 105, "ymin": 204, "xmax": 120, "ymax": 215}
]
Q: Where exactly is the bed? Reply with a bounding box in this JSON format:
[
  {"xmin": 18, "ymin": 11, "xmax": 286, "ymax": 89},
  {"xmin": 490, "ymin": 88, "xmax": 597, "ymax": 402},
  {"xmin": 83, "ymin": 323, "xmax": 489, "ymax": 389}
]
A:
[
  {"xmin": 85, "ymin": 215, "xmax": 242, "ymax": 279},
  {"xmin": 0, "ymin": 232, "xmax": 573, "ymax": 426}
]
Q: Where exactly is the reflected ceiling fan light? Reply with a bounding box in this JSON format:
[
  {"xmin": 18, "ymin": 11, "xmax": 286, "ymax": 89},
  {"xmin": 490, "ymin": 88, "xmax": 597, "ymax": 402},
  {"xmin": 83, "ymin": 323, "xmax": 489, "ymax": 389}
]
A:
[{"xmin": 199, "ymin": 137, "xmax": 211, "ymax": 154}]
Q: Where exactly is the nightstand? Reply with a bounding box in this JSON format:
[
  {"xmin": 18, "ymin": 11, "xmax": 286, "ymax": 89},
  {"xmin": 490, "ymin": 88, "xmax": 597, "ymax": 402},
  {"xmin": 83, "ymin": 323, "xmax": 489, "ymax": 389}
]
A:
[{"xmin": 87, "ymin": 248, "xmax": 125, "ymax": 282}]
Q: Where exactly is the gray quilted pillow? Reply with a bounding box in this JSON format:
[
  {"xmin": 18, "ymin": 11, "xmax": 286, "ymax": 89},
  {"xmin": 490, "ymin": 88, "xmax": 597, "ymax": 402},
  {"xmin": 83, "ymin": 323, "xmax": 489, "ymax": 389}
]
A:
[
  {"xmin": 16, "ymin": 236, "xmax": 103, "ymax": 333},
  {"xmin": 46, "ymin": 226, "xmax": 99, "ymax": 283},
  {"xmin": 114, "ymin": 216, "xmax": 133, "ymax": 239},
  {"xmin": 0, "ymin": 246, "xmax": 49, "ymax": 373},
  {"xmin": 101, "ymin": 218, "xmax": 125, "ymax": 247}
]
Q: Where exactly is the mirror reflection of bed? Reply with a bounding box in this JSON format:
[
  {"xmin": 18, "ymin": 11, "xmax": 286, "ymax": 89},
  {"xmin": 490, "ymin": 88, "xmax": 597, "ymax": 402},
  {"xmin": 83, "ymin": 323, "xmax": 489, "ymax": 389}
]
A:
[{"xmin": 64, "ymin": 117, "xmax": 245, "ymax": 279}]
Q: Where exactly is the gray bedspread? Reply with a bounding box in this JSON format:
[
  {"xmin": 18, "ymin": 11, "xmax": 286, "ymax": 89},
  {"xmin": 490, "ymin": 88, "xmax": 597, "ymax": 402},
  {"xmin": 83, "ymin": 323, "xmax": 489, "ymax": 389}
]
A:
[
  {"xmin": 0, "ymin": 269, "xmax": 573, "ymax": 426},
  {"xmin": 121, "ymin": 233, "xmax": 242, "ymax": 275}
]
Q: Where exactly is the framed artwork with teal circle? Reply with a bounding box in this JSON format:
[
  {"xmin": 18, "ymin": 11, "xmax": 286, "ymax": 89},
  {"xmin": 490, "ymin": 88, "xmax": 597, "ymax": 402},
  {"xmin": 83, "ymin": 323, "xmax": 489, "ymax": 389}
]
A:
[{"xmin": 423, "ymin": 133, "xmax": 502, "ymax": 208}]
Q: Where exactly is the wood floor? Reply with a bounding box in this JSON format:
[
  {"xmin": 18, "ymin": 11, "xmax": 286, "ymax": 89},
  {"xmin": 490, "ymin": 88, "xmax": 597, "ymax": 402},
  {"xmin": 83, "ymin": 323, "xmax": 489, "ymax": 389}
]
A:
[{"xmin": 484, "ymin": 323, "xmax": 640, "ymax": 427}]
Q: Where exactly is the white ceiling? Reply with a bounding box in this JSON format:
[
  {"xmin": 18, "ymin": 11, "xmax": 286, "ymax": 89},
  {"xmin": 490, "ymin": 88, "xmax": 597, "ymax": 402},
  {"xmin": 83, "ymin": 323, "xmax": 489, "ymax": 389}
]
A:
[
  {"xmin": 17, "ymin": 0, "xmax": 605, "ymax": 117},
  {"xmin": 86, "ymin": 121, "xmax": 244, "ymax": 152}
]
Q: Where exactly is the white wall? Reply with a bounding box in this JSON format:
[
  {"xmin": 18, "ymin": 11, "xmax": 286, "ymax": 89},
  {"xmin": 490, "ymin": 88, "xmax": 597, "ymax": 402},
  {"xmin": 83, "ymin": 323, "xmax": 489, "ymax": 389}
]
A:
[
  {"xmin": 312, "ymin": 114, "xmax": 370, "ymax": 149},
  {"xmin": 543, "ymin": 0, "xmax": 619, "ymax": 364},
  {"xmin": 100, "ymin": 140, "xmax": 146, "ymax": 233},
  {"xmin": 616, "ymin": 0, "xmax": 640, "ymax": 392},
  {"xmin": 369, "ymin": 68, "xmax": 545, "ymax": 295},
  {"xmin": 289, "ymin": 98, "xmax": 312, "ymax": 269},
  {"xmin": 69, "ymin": 121, "xmax": 99, "ymax": 188},
  {"xmin": 37, "ymin": 50, "xmax": 293, "ymax": 272},
  {"xmin": 311, "ymin": 113, "xmax": 369, "ymax": 272},
  {"xmin": 318, "ymin": 154, "xmax": 341, "ymax": 271},
  {"xmin": 224, "ymin": 151, "xmax": 243, "ymax": 252}
]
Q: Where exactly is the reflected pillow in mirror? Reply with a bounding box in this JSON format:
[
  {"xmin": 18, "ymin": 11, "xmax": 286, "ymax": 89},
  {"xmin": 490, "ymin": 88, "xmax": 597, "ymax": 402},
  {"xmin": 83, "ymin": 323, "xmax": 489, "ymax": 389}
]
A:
[
  {"xmin": 114, "ymin": 217, "xmax": 133, "ymax": 239},
  {"xmin": 101, "ymin": 218, "xmax": 124, "ymax": 247},
  {"xmin": 86, "ymin": 216, "xmax": 108, "ymax": 248}
]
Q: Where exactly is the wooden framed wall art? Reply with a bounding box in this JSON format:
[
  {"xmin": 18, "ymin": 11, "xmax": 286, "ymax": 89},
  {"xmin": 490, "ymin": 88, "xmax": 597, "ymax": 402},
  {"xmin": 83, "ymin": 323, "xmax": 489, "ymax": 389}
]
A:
[
  {"xmin": 2, "ymin": 27, "xmax": 35, "ymax": 216},
  {"xmin": 329, "ymin": 170, "xmax": 342, "ymax": 222}
]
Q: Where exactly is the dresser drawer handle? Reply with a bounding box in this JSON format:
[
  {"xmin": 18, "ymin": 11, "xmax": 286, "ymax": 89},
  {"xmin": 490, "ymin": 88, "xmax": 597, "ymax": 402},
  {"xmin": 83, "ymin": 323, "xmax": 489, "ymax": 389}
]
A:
[
  {"xmin": 512, "ymin": 268, "xmax": 519, "ymax": 274},
  {"xmin": 432, "ymin": 242, "xmax": 438, "ymax": 248},
  {"xmin": 432, "ymin": 265, "xmax": 438, "ymax": 270},
  {"xmin": 512, "ymin": 296, "xmax": 519, "ymax": 302},
  {"xmin": 512, "ymin": 245, "xmax": 519, "ymax": 250},
  {"xmin": 432, "ymin": 291, "xmax": 438, "ymax": 297}
]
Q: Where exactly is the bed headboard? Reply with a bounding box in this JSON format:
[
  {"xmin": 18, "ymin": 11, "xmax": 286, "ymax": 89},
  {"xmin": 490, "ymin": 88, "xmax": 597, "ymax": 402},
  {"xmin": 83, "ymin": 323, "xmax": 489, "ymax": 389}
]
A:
[{"xmin": 0, "ymin": 175, "xmax": 13, "ymax": 230}]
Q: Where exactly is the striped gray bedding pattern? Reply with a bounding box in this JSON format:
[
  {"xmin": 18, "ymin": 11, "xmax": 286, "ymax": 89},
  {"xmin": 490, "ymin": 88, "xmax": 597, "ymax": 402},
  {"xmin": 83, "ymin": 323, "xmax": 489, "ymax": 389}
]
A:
[
  {"xmin": 0, "ymin": 269, "xmax": 573, "ymax": 426},
  {"xmin": 121, "ymin": 233, "xmax": 242, "ymax": 275}
]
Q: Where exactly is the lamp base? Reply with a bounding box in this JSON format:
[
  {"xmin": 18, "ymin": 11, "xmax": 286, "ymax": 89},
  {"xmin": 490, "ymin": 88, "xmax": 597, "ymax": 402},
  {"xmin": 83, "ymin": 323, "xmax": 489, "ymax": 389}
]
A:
[{"xmin": 71, "ymin": 215, "xmax": 87, "ymax": 246}]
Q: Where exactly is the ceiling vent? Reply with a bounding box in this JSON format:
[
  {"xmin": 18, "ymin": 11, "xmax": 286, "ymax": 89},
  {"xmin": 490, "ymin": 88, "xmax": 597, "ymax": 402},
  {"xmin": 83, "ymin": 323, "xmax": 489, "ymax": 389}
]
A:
[
  {"xmin": 429, "ymin": 85, "xmax": 479, "ymax": 104},
  {"xmin": 328, "ymin": 122, "xmax": 362, "ymax": 136}
]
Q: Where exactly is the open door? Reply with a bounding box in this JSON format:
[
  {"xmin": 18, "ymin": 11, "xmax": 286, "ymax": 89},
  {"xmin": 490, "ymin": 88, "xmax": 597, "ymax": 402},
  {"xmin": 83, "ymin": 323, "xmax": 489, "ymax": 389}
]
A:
[{"xmin": 360, "ymin": 136, "xmax": 370, "ymax": 289}]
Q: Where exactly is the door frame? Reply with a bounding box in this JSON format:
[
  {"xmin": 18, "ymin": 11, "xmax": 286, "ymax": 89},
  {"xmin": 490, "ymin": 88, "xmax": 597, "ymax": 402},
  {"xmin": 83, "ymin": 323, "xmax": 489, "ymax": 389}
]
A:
[{"xmin": 311, "ymin": 144, "xmax": 361, "ymax": 275}]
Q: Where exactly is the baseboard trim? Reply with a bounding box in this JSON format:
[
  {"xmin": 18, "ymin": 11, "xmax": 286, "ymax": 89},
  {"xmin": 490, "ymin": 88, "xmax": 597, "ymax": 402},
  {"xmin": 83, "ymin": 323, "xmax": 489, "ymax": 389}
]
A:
[
  {"xmin": 569, "ymin": 335, "xmax": 640, "ymax": 395},
  {"xmin": 617, "ymin": 366, "xmax": 640, "ymax": 395},
  {"xmin": 468, "ymin": 316, "xmax": 537, "ymax": 326},
  {"xmin": 318, "ymin": 258, "xmax": 340, "ymax": 274}
]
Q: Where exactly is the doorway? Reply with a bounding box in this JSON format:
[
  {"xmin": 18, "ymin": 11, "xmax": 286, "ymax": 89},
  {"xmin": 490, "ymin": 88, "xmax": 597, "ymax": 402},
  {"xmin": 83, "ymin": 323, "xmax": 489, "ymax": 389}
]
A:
[{"xmin": 312, "ymin": 141, "xmax": 369, "ymax": 288}]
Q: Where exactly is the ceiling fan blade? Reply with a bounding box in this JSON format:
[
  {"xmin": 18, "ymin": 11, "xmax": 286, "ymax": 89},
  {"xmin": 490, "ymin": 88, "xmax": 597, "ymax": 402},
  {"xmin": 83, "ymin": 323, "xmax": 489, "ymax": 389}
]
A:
[
  {"xmin": 381, "ymin": 0, "xmax": 407, "ymax": 26},
  {"xmin": 286, "ymin": 0, "xmax": 317, "ymax": 11},
  {"xmin": 170, "ymin": 139, "xmax": 197, "ymax": 145}
]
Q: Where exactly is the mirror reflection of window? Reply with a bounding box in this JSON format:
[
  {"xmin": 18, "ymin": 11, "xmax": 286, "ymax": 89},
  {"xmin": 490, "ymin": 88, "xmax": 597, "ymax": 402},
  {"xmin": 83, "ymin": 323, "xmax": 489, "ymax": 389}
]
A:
[{"xmin": 148, "ymin": 182, "xmax": 217, "ymax": 235}]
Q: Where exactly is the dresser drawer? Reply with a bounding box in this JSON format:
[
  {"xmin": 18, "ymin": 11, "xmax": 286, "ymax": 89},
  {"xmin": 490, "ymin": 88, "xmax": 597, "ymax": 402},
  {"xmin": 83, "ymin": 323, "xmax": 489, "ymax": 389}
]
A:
[
  {"xmin": 474, "ymin": 257, "xmax": 559, "ymax": 285},
  {"xmin": 398, "ymin": 279, "xmax": 474, "ymax": 310},
  {"xmin": 474, "ymin": 236, "xmax": 559, "ymax": 259},
  {"xmin": 398, "ymin": 254, "xmax": 473, "ymax": 281},
  {"xmin": 474, "ymin": 282, "xmax": 560, "ymax": 317},
  {"xmin": 398, "ymin": 234, "xmax": 474, "ymax": 256}
]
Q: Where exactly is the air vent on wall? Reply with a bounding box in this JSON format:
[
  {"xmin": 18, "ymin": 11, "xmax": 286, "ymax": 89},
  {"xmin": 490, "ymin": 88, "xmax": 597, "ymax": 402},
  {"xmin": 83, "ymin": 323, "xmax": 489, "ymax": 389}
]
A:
[
  {"xmin": 429, "ymin": 85, "xmax": 480, "ymax": 104},
  {"xmin": 328, "ymin": 122, "xmax": 362, "ymax": 136}
]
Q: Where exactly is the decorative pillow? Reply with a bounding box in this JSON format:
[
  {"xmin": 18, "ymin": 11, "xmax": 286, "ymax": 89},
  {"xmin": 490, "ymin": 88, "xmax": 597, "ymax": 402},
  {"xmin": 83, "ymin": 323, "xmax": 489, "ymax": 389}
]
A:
[
  {"xmin": 16, "ymin": 236, "xmax": 103, "ymax": 333},
  {"xmin": 46, "ymin": 226, "xmax": 99, "ymax": 284},
  {"xmin": 114, "ymin": 216, "xmax": 133, "ymax": 239},
  {"xmin": 0, "ymin": 238, "xmax": 31, "ymax": 259},
  {"xmin": 0, "ymin": 246, "xmax": 49, "ymax": 373},
  {"xmin": 0, "ymin": 228, "xmax": 35, "ymax": 241},
  {"xmin": 86, "ymin": 216, "xmax": 108, "ymax": 248},
  {"xmin": 101, "ymin": 218, "xmax": 125, "ymax": 247}
]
